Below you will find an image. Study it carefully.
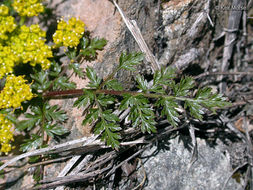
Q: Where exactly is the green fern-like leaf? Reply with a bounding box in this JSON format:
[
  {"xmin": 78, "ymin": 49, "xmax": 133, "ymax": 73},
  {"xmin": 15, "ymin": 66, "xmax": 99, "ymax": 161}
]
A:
[
  {"xmin": 44, "ymin": 124, "xmax": 68, "ymax": 137},
  {"xmin": 74, "ymin": 89, "xmax": 95, "ymax": 108},
  {"xmin": 173, "ymin": 76, "xmax": 195, "ymax": 96},
  {"xmin": 82, "ymin": 108, "xmax": 99, "ymax": 125},
  {"xmin": 119, "ymin": 52, "xmax": 144, "ymax": 71},
  {"xmin": 151, "ymin": 66, "xmax": 176, "ymax": 93},
  {"xmin": 156, "ymin": 98, "xmax": 180, "ymax": 127},
  {"xmin": 68, "ymin": 62, "xmax": 84, "ymax": 78},
  {"xmin": 136, "ymin": 75, "xmax": 149, "ymax": 92},
  {"xmin": 94, "ymin": 119, "xmax": 121, "ymax": 148},
  {"xmin": 53, "ymin": 76, "xmax": 76, "ymax": 90},
  {"xmin": 184, "ymin": 100, "xmax": 204, "ymax": 120},
  {"xmin": 86, "ymin": 66, "xmax": 102, "ymax": 88},
  {"xmin": 44, "ymin": 103, "xmax": 67, "ymax": 122},
  {"xmin": 17, "ymin": 106, "xmax": 42, "ymax": 131},
  {"xmin": 31, "ymin": 70, "xmax": 52, "ymax": 91},
  {"xmin": 121, "ymin": 95, "xmax": 157, "ymax": 133},
  {"xmin": 195, "ymin": 87, "xmax": 231, "ymax": 113},
  {"xmin": 20, "ymin": 134, "xmax": 42, "ymax": 152},
  {"xmin": 105, "ymin": 79, "xmax": 123, "ymax": 91},
  {"xmin": 80, "ymin": 37, "xmax": 107, "ymax": 58}
]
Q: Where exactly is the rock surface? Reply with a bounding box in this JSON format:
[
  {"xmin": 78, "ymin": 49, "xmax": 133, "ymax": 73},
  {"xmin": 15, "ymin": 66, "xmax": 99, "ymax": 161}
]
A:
[{"xmin": 136, "ymin": 136, "xmax": 242, "ymax": 190}]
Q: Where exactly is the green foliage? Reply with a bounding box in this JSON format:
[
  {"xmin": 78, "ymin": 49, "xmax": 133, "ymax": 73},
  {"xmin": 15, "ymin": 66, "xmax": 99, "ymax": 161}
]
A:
[
  {"xmin": 73, "ymin": 89, "xmax": 94, "ymax": 108},
  {"xmin": 97, "ymin": 94, "xmax": 115, "ymax": 107},
  {"xmin": 17, "ymin": 102, "xmax": 68, "ymax": 151},
  {"xmin": 136, "ymin": 75, "xmax": 149, "ymax": 93},
  {"xmin": 17, "ymin": 106, "xmax": 42, "ymax": 131},
  {"xmin": 81, "ymin": 97, "xmax": 121, "ymax": 148},
  {"xmin": 80, "ymin": 37, "xmax": 107, "ymax": 58},
  {"xmin": 86, "ymin": 66, "xmax": 102, "ymax": 89},
  {"xmin": 172, "ymin": 76, "xmax": 195, "ymax": 97},
  {"xmin": 0, "ymin": 109, "xmax": 18, "ymax": 124},
  {"xmin": 44, "ymin": 123, "xmax": 68, "ymax": 137},
  {"xmin": 44, "ymin": 103, "xmax": 67, "ymax": 122},
  {"xmin": 33, "ymin": 166, "xmax": 42, "ymax": 182},
  {"xmin": 119, "ymin": 52, "xmax": 144, "ymax": 71},
  {"xmin": 71, "ymin": 52, "xmax": 230, "ymax": 147},
  {"xmin": 49, "ymin": 61, "xmax": 62, "ymax": 77},
  {"xmin": 31, "ymin": 66, "xmax": 76, "ymax": 92},
  {"xmin": 105, "ymin": 79, "xmax": 123, "ymax": 91},
  {"xmin": 28, "ymin": 156, "xmax": 40, "ymax": 163},
  {"xmin": 94, "ymin": 111, "xmax": 121, "ymax": 148},
  {"xmin": 120, "ymin": 95, "xmax": 157, "ymax": 133},
  {"xmin": 156, "ymin": 98, "xmax": 180, "ymax": 127},
  {"xmin": 53, "ymin": 76, "xmax": 76, "ymax": 90},
  {"xmin": 65, "ymin": 48, "xmax": 77, "ymax": 60},
  {"xmin": 31, "ymin": 70, "xmax": 52, "ymax": 92},
  {"xmin": 194, "ymin": 87, "xmax": 230, "ymax": 113},
  {"xmin": 184, "ymin": 87, "xmax": 231, "ymax": 120},
  {"xmin": 82, "ymin": 108, "xmax": 99, "ymax": 126},
  {"xmin": 20, "ymin": 134, "xmax": 42, "ymax": 152},
  {"xmin": 151, "ymin": 66, "xmax": 176, "ymax": 93},
  {"xmin": 68, "ymin": 62, "xmax": 84, "ymax": 78},
  {"xmin": 184, "ymin": 100, "xmax": 204, "ymax": 120}
]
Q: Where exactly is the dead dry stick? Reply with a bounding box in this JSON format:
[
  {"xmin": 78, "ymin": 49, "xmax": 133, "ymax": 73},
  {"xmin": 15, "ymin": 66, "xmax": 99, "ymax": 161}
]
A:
[
  {"xmin": 105, "ymin": 147, "xmax": 147, "ymax": 178},
  {"xmin": 110, "ymin": 0, "xmax": 160, "ymax": 72},
  {"xmin": 195, "ymin": 71, "xmax": 253, "ymax": 79},
  {"xmin": 222, "ymin": 162, "xmax": 248, "ymax": 190},
  {"xmin": 55, "ymin": 156, "xmax": 83, "ymax": 190},
  {"xmin": 133, "ymin": 158, "xmax": 146, "ymax": 190},
  {"xmin": 219, "ymin": 0, "xmax": 246, "ymax": 93},
  {"xmin": 27, "ymin": 162, "xmax": 113, "ymax": 190},
  {"xmin": 187, "ymin": 124, "xmax": 198, "ymax": 172},
  {"xmin": 0, "ymin": 135, "xmax": 98, "ymax": 172}
]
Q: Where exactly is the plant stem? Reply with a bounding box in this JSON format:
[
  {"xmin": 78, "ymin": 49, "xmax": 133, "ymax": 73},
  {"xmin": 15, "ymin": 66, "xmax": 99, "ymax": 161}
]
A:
[
  {"xmin": 19, "ymin": 16, "xmax": 26, "ymax": 26},
  {"xmin": 43, "ymin": 88, "xmax": 192, "ymax": 102}
]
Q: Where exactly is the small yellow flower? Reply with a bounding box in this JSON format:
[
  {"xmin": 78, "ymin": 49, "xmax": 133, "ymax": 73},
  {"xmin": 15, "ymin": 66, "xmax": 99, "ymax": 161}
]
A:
[
  {"xmin": 0, "ymin": 74, "xmax": 34, "ymax": 109},
  {"xmin": 12, "ymin": 0, "xmax": 45, "ymax": 17},
  {"xmin": 8, "ymin": 24, "xmax": 53, "ymax": 70},
  {"xmin": 0, "ymin": 45, "xmax": 16, "ymax": 79},
  {"xmin": 53, "ymin": 17, "xmax": 85, "ymax": 48},
  {"xmin": 0, "ymin": 4, "xmax": 9, "ymax": 16},
  {"xmin": 0, "ymin": 114, "xmax": 14, "ymax": 155},
  {"xmin": 0, "ymin": 5, "xmax": 17, "ymax": 41}
]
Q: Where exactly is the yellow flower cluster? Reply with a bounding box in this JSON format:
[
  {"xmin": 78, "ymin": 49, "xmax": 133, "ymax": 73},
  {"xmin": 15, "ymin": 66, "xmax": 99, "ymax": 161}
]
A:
[
  {"xmin": 53, "ymin": 17, "xmax": 85, "ymax": 48},
  {"xmin": 12, "ymin": 0, "xmax": 44, "ymax": 17},
  {"xmin": 9, "ymin": 24, "xmax": 53, "ymax": 70},
  {"xmin": 0, "ymin": 114, "xmax": 14, "ymax": 154},
  {"xmin": 0, "ymin": 45, "xmax": 16, "ymax": 79},
  {"xmin": 0, "ymin": 5, "xmax": 17, "ymax": 40},
  {"xmin": 0, "ymin": 75, "xmax": 33, "ymax": 109}
]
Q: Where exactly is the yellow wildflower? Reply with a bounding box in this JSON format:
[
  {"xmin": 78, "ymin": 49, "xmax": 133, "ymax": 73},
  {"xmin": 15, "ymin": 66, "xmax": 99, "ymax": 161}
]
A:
[
  {"xmin": 0, "ymin": 74, "xmax": 33, "ymax": 109},
  {"xmin": 0, "ymin": 45, "xmax": 16, "ymax": 79},
  {"xmin": 0, "ymin": 114, "xmax": 14, "ymax": 154},
  {"xmin": 12, "ymin": 0, "xmax": 45, "ymax": 17},
  {"xmin": 53, "ymin": 17, "xmax": 85, "ymax": 48},
  {"xmin": 0, "ymin": 4, "xmax": 9, "ymax": 16},
  {"xmin": 0, "ymin": 5, "xmax": 17, "ymax": 40},
  {"xmin": 8, "ymin": 24, "xmax": 53, "ymax": 70}
]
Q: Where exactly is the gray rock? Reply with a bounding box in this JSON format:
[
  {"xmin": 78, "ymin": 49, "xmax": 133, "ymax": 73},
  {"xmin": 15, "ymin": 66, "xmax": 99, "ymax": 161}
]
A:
[{"xmin": 137, "ymin": 136, "xmax": 243, "ymax": 190}]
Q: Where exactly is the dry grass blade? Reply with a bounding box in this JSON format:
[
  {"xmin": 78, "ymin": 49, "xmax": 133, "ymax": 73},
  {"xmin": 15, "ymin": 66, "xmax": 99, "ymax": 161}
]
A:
[
  {"xmin": 110, "ymin": 0, "xmax": 160, "ymax": 72},
  {"xmin": 219, "ymin": 0, "xmax": 246, "ymax": 92}
]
